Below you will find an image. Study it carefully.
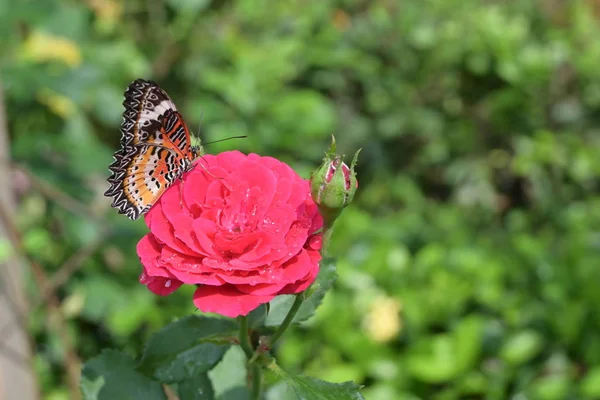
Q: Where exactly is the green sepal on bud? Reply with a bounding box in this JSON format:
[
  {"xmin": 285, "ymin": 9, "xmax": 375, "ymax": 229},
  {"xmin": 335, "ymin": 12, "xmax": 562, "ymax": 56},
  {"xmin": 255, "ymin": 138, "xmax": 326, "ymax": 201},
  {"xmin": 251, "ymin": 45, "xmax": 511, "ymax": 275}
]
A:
[{"xmin": 310, "ymin": 135, "xmax": 360, "ymax": 228}]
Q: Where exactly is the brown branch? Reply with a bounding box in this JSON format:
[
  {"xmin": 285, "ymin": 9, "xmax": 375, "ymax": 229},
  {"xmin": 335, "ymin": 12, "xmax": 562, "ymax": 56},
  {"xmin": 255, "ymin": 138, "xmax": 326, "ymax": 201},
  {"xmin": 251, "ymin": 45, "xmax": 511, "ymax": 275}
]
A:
[
  {"xmin": 47, "ymin": 230, "xmax": 107, "ymax": 297},
  {"xmin": 15, "ymin": 165, "xmax": 100, "ymax": 219}
]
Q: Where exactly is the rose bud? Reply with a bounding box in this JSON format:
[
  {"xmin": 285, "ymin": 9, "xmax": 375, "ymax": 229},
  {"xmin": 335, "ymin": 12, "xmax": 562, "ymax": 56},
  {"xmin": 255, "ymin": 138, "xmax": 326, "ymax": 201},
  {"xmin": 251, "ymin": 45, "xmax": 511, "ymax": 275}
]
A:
[{"xmin": 310, "ymin": 136, "xmax": 359, "ymax": 227}]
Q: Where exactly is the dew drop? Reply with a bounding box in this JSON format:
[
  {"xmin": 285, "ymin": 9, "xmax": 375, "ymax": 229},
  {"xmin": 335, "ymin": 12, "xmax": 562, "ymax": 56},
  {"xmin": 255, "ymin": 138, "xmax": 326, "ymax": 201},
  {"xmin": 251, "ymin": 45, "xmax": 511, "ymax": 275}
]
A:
[{"xmin": 165, "ymin": 279, "xmax": 172, "ymax": 288}]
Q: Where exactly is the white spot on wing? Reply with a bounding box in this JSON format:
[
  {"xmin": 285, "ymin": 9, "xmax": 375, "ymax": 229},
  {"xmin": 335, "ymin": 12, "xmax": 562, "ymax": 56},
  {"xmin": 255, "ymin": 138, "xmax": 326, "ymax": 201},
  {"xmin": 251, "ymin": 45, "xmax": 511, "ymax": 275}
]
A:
[{"xmin": 139, "ymin": 99, "xmax": 174, "ymax": 121}]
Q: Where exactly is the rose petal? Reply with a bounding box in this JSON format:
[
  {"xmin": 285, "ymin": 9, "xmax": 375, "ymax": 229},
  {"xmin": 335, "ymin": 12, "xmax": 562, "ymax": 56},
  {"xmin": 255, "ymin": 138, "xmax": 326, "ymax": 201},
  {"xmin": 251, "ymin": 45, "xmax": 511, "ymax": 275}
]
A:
[
  {"xmin": 140, "ymin": 271, "xmax": 183, "ymax": 296},
  {"xmin": 235, "ymin": 250, "xmax": 318, "ymax": 295},
  {"xmin": 171, "ymin": 213, "xmax": 215, "ymax": 257},
  {"xmin": 145, "ymin": 204, "xmax": 194, "ymax": 256},
  {"xmin": 159, "ymin": 247, "xmax": 224, "ymax": 285},
  {"xmin": 279, "ymin": 259, "xmax": 320, "ymax": 295},
  {"xmin": 193, "ymin": 284, "xmax": 275, "ymax": 318},
  {"xmin": 137, "ymin": 234, "xmax": 179, "ymax": 279}
]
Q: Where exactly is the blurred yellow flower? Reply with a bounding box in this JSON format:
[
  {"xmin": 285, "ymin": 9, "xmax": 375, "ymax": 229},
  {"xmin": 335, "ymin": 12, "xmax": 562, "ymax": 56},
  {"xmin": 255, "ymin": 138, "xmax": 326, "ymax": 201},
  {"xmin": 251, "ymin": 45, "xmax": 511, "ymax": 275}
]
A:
[
  {"xmin": 22, "ymin": 31, "xmax": 82, "ymax": 68},
  {"xmin": 87, "ymin": 0, "xmax": 123, "ymax": 32},
  {"xmin": 37, "ymin": 89, "xmax": 76, "ymax": 119},
  {"xmin": 362, "ymin": 296, "xmax": 403, "ymax": 343}
]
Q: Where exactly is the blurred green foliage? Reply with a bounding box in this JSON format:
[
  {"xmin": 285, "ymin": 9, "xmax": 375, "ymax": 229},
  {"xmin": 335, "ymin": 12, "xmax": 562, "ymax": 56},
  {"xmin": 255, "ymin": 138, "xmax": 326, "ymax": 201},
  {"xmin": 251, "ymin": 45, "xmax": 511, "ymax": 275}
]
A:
[{"xmin": 3, "ymin": 0, "xmax": 600, "ymax": 399}]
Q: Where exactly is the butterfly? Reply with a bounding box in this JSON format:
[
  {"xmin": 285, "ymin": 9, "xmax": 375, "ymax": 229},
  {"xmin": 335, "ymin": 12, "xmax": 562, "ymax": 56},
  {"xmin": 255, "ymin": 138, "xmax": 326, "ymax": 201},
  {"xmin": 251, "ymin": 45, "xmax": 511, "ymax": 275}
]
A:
[{"xmin": 104, "ymin": 79, "xmax": 201, "ymax": 220}]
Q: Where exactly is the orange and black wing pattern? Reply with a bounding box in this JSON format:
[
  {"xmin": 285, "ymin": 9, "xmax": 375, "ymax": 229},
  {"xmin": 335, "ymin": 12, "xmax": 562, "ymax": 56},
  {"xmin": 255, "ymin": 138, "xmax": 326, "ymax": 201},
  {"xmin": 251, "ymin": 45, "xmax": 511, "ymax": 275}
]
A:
[{"xmin": 105, "ymin": 79, "xmax": 197, "ymax": 220}]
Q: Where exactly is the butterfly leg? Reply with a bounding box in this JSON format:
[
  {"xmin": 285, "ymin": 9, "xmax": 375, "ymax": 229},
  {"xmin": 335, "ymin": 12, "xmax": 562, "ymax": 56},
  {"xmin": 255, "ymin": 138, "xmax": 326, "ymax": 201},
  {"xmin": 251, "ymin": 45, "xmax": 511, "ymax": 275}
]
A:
[
  {"xmin": 195, "ymin": 154, "xmax": 222, "ymax": 181},
  {"xmin": 178, "ymin": 175, "xmax": 186, "ymax": 210}
]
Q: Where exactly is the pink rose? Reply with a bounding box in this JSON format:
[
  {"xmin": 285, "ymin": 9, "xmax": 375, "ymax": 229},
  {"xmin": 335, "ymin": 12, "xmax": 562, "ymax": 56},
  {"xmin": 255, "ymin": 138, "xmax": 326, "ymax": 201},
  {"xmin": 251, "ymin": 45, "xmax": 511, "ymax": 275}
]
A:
[{"xmin": 136, "ymin": 151, "xmax": 323, "ymax": 318}]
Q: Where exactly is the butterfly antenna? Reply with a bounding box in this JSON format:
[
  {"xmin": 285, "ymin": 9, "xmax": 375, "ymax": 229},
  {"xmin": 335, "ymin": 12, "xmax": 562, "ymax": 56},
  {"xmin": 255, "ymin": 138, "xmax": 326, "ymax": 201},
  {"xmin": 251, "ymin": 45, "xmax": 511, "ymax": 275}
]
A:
[
  {"xmin": 203, "ymin": 135, "xmax": 247, "ymax": 145},
  {"xmin": 192, "ymin": 111, "xmax": 204, "ymax": 146},
  {"xmin": 192, "ymin": 135, "xmax": 247, "ymax": 184}
]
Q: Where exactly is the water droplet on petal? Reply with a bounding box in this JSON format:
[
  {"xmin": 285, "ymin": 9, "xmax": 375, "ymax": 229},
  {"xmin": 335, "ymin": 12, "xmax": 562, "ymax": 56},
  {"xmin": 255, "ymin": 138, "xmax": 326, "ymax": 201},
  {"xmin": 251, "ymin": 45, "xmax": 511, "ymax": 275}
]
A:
[{"xmin": 165, "ymin": 279, "xmax": 172, "ymax": 288}]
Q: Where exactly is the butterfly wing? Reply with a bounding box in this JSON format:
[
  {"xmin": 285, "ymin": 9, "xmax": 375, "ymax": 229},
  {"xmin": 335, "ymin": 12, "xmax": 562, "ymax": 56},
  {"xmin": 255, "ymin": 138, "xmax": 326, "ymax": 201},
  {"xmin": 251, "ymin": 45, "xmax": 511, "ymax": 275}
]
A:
[
  {"xmin": 105, "ymin": 79, "xmax": 196, "ymax": 220},
  {"xmin": 120, "ymin": 79, "xmax": 193, "ymax": 154},
  {"xmin": 105, "ymin": 146, "xmax": 188, "ymax": 219}
]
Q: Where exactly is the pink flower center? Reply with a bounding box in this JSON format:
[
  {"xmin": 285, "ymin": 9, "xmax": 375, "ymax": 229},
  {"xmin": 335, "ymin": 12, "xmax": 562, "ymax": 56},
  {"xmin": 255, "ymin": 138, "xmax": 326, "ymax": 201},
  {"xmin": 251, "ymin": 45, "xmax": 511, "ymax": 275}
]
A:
[{"xmin": 219, "ymin": 187, "xmax": 260, "ymax": 233}]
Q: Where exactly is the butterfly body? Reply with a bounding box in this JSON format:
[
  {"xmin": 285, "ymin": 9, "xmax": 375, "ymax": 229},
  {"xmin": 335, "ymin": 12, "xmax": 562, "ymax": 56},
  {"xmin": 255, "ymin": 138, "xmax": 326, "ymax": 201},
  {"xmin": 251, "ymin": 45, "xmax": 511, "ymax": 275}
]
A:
[{"xmin": 105, "ymin": 79, "xmax": 199, "ymax": 220}]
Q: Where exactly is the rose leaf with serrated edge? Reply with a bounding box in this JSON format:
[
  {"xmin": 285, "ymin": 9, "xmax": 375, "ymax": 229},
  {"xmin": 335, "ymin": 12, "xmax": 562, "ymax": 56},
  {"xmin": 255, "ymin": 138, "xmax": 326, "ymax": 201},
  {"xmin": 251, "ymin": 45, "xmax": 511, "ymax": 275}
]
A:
[
  {"xmin": 81, "ymin": 349, "xmax": 166, "ymax": 400},
  {"xmin": 139, "ymin": 315, "xmax": 237, "ymax": 378}
]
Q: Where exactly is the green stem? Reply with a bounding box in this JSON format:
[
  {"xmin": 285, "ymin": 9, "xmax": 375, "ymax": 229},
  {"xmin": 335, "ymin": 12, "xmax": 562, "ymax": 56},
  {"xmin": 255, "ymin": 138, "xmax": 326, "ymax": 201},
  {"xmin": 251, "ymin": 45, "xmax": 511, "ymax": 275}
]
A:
[
  {"xmin": 267, "ymin": 226, "xmax": 333, "ymax": 347},
  {"xmin": 238, "ymin": 316, "xmax": 262, "ymax": 399},
  {"xmin": 250, "ymin": 364, "xmax": 262, "ymax": 400},
  {"xmin": 269, "ymin": 293, "xmax": 305, "ymax": 346},
  {"xmin": 238, "ymin": 316, "xmax": 253, "ymax": 359},
  {"xmin": 321, "ymin": 227, "xmax": 334, "ymax": 256}
]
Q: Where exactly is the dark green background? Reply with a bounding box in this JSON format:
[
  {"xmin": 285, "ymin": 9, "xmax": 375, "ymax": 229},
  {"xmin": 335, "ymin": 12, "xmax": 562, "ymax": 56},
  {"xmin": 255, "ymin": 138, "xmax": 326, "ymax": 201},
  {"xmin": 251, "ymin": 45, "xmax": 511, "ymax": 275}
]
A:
[{"xmin": 3, "ymin": 0, "xmax": 600, "ymax": 399}]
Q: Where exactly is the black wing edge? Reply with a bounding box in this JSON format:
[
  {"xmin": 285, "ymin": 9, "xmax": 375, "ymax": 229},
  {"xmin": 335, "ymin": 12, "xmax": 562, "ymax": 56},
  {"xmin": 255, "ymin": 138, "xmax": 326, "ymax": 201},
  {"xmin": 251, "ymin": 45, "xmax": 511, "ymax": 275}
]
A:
[
  {"xmin": 104, "ymin": 148, "xmax": 142, "ymax": 220},
  {"xmin": 119, "ymin": 79, "xmax": 162, "ymax": 151}
]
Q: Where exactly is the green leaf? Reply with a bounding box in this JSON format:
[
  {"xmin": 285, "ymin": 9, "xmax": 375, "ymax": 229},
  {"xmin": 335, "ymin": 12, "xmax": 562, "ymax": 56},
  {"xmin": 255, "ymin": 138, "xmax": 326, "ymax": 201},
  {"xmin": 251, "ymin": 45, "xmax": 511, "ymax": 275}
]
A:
[
  {"xmin": 248, "ymin": 304, "xmax": 268, "ymax": 328},
  {"xmin": 80, "ymin": 350, "xmax": 166, "ymax": 400},
  {"xmin": 452, "ymin": 315, "xmax": 484, "ymax": 374},
  {"xmin": 177, "ymin": 373, "xmax": 215, "ymax": 400},
  {"xmin": 500, "ymin": 330, "xmax": 544, "ymax": 365},
  {"xmin": 167, "ymin": 0, "xmax": 211, "ymax": 12},
  {"xmin": 405, "ymin": 315, "xmax": 484, "ymax": 384},
  {"xmin": 406, "ymin": 334, "xmax": 458, "ymax": 383},
  {"xmin": 218, "ymin": 387, "xmax": 250, "ymax": 400},
  {"xmin": 268, "ymin": 360, "xmax": 364, "ymax": 400},
  {"xmin": 287, "ymin": 376, "xmax": 365, "ymax": 400},
  {"xmin": 580, "ymin": 367, "xmax": 600, "ymax": 397},
  {"xmin": 140, "ymin": 316, "xmax": 237, "ymax": 378},
  {"xmin": 208, "ymin": 347, "xmax": 248, "ymax": 398},
  {"xmin": 154, "ymin": 343, "xmax": 229, "ymax": 383},
  {"xmin": 265, "ymin": 260, "xmax": 336, "ymax": 327},
  {"xmin": 266, "ymin": 381, "xmax": 305, "ymax": 400}
]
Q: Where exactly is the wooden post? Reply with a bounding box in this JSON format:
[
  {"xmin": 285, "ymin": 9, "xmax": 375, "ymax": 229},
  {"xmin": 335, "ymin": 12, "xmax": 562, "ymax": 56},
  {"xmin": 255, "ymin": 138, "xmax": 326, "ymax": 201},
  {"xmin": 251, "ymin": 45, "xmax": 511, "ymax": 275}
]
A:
[{"xmin": 0, "ymin": 82, "xmax": 39, "ymax": 400}]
